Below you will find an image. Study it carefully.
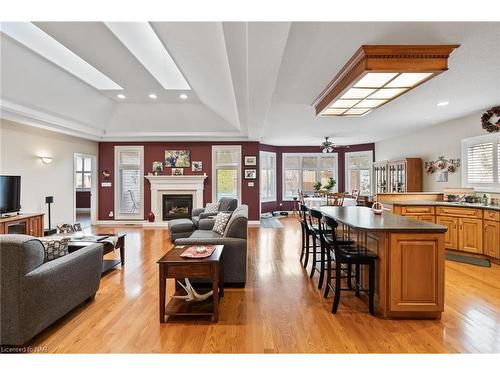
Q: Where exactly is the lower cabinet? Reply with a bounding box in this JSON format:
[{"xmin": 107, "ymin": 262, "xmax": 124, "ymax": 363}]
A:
[
  {"xmin": 483, "ymin": 220, "xmax": 500, "ymax": 258},
  {"xmin": 436, "ymin": 216, "xmax": 458, "ymax": 250},
  {"xmin": 458, "ymin": 218, "xmax": 483, "ymax": 254}
]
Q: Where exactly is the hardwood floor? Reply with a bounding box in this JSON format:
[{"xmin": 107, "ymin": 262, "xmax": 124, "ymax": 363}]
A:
[{"xmin": 31, "ymin": 218, "xmax": 500, "ymax": 353}]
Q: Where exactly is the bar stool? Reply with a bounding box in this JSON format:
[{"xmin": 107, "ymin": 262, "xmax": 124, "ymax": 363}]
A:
[
  {"xmin": 298, "ymin": 203, "xmax": 317, "ymax": 270},
  {"xmin": 317, "ymin": 215, "xmax": 377, "ymax": 315}
]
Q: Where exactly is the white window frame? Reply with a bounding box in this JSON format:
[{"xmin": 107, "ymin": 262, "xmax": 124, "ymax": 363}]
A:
[
  {"xmin": 260, "ymin": 151, "xmax": 276, "ymax": 202},
  {"xmin": 211, "ymin": 145, "xmax": 242, "ymax": 203},
  {"xmin": 114, "ymin": 145, "xmax": 144, "ymax": 220},
  {"xmin": 345, "ymin": 150, "xmax": 374, "ymax": 196},
  {"xmin": 282, "ymin": 152, "xmax": 339, "ymax": 201},
  {"xmin": 75, "ymin": 155, "xmax": 92, "ymax": 190},
  {"xmin": 462, "ymin": 133, "xmax": 500, "ymax": 192}
]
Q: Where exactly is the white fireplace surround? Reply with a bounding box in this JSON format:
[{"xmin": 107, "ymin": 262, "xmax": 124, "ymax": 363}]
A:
[{"xmin": 145, "ymin": 174, "xmax": 207, "ymax": 223}]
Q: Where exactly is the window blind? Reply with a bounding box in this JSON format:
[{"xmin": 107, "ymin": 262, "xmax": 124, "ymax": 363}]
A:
[{"xmin": 466, "ymin": 142, "xmax": 494, "ymax": 184}]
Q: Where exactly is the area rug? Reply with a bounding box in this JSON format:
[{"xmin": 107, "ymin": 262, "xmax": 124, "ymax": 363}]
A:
[
  {"xmin": 445, "ymin": 251, "xmax": 491, "ymax": 267},
  {"xmin": 260, "ymin": 217, "xmax": 283, "ymax": 228}
]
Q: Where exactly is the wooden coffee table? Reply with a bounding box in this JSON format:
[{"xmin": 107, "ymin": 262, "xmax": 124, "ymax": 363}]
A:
[
  {"xmin": 68, "ymin": 233, "xmax": 126, "ymax": 274},
  {"xmin": 158, "ymin": 245, "xmax": 224, "ymax": 323}
]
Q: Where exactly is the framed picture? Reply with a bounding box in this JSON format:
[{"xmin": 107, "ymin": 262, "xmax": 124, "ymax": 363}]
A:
[
  {"xmin": 244, "ymin": 156, "xmax": 257, "ymax": 166},
  {"xmin": 192, "ymin": 161, "xmax": 203, "ymax": 172},
  {"xmin": 244, "ymin": 169, "xmax": 257, "ymax": 179},
  {"xmin": 152, "ymin": 161, "xmax": 163, "ymax": 175},
  {"xmin": 165, "ymin": 150, "xmax": 190, "ymax": 167},
  {"xmin": 171, "ymin": 168, "xmax": 184, "ymax": 176},
  {"xmin": 435, "ymin": 171, "xmax": 448, "ymax": 182}
]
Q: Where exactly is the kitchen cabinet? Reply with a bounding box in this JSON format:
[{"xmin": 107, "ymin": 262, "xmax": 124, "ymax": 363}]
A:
[
  {"xmin": 373, "ymin": 158, "xmax": 422, "ymax": 194},
  {"xmin": 483, "ymin": 220, "xmax": 500, "ymax": 258},
  {"xmin": 458, "ymin": 218, "xmax": 483, "ymax": 254},
  {"xmin": 436, "ymin": 216, "xmax": 459, "ymax": 250}
]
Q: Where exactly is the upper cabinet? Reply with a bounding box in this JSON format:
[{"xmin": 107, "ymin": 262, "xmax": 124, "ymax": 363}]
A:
[{"xmin": 373, "ymin": 158, "xmax": 422, "ymax": 193}]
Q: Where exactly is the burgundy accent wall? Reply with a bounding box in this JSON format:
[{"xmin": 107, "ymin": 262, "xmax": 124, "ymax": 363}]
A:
[
  {"xmin": 98, "ymin": 141, "xmax": 260, "ymax": 221},
  {"xmin": 76, "ymin": 191, "xmax": 91, "ymax": 208},
  {"xmin": 259, "ymin": 143, "xmax": 375, "ymax": 213}
]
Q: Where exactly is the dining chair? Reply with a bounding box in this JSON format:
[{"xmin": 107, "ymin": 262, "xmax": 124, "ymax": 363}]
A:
[{"xmin": 327, "ymin": 192, "xmax": 344, "ymax": 206}]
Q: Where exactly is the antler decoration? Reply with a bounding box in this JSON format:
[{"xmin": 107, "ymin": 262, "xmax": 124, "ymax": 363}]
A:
[{"xmin": 173, "ymin": 278, "xmax": 213, "ymax": 302}]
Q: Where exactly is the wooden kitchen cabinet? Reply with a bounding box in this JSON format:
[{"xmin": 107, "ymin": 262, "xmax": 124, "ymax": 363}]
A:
[
  {"xmin": 436, "ymin": 216, "xmax": 458, "ymax": 250},
  {"xmin": 458, "ymin": 217, "xmax": 483, "ymax": 254},
  {"xmin": 483, "ymin": 220, "xmax": 500, "ymax": 258}
]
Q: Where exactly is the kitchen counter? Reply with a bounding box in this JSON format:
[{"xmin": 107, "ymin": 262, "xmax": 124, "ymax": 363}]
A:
[{"xmin": 381, "ymin": 200, "xmax": 500, "ymax": 211}]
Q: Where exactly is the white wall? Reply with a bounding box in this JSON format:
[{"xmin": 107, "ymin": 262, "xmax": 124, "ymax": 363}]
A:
[
  {"xmin": 0, "ymin": 119, "xmax": 98, "ymax": 227},
  {"xmin": 375, "ymin": 111, "xmax": 486, "ymax": 192}
]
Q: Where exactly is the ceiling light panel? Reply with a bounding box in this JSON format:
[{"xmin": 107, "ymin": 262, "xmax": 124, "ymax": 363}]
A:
[
  {"xmin": 0, "ymin": 22, "xmax": 123, "ymax": 90},
  {"xmin": 386, "ymin": 72, "xmax": 434, "ymax": 88},
  {"xmin": 105, "ymin": 22, "xmax": 190, "ymax": 90},
  {"xmin": 313, "ymin": 45, "xmax": 459, "ymax": 117},
  {"xmin": 323, "ymin": 108, "xmax": 347, "ymax": 115}
]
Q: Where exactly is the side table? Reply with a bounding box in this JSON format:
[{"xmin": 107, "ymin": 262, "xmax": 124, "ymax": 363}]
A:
[{"xmin": 158, "ymin": 245, "xmax": 224, "ymax": 323}]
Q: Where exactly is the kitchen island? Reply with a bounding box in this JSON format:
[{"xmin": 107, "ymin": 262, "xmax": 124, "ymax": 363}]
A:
[{"xmin": 319, "ymin": 206, "xmax": 447, "ymax": 319}]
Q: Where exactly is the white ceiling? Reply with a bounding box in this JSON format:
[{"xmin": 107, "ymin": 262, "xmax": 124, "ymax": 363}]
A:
[{"xmin": 1, "ymin": 22, "xmax": 499, "ymax": 144}]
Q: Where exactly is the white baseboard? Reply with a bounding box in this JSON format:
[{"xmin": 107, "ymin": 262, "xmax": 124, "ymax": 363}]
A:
[
  {"xmin": 94, "ymin": 220, "xmax": 260, "ymax": 228},
  {"xmin": 248, "ymin": 220, "xmax": 260, "ymax": 227}
]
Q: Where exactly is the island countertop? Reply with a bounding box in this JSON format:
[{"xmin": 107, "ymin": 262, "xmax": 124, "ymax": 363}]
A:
[
  {"xmin": 318, "ymin": 206, "xmax": 447, "ymax": 233},
  {"xmin": 382, "ymin": 200, "xmax": 500, "ymax": 212}
]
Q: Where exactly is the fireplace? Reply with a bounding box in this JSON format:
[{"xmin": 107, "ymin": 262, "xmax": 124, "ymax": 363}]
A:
[{"xmin": 162, "ymin": 194, "xmax": 193, "ymax": 220}]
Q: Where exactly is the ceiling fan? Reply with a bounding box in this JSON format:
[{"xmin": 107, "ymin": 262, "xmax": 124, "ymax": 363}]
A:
[{"xmin": 320, "ymin": 137, "xmax": 349, "ymax": 153}]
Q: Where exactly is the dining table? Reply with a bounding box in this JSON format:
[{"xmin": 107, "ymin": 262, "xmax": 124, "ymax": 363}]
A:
[{"xmin": 303, "ymin": 196, "xmax": 357, "ymax": 208}]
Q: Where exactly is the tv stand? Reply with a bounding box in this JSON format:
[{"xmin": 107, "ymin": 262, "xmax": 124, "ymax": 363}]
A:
[{"xmin": 0, "ymin": 213, "xmax": 44, "ymax": 237}]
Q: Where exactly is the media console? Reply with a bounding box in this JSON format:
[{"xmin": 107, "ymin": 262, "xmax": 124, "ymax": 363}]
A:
[{"xmin": 0, "ymin": 213, "xmax": 44, "ymax": 237}]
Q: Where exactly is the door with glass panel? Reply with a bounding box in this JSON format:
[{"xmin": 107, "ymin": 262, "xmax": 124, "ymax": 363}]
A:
[
  {"xmin": 212, "ymin": 146, "xmax": 241, "ymax": 202},
  {"xmin": 114, "ymin": 146, "xmax": 144, "ymax": 220},
  {"xmin": 345, "ymin": 151, "xmax": 373, "ymax": 195}
]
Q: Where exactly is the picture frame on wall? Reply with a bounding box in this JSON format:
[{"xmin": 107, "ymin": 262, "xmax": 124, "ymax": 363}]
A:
[
  {"xmin": 171, "ymin": 168, "xmax": 184, "ymax": 176},
  {"xmin": 165, "ymin": 150, "xmax": 190, "ymax": 167},
  {"xmin": 244, "ymin": 156, "xmax": 257, "ymax": 166},
  {"xmin": 152, "ymin": 161, "xmax": 163, "ymax": 175},
  {"xmin": 244, "ymin": 169, "xmax": 257, "ymax": 179},
  {"xmin": 192, "ymin": 161, "xmax": 203, "ymax": 172}
]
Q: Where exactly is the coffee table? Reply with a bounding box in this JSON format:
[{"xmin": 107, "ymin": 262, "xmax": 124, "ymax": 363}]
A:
[
  {"xmin": 68, "ymin": 233, "xmax": 126, "ymax": 274},
  {"xmin": 158, "ymin": 245, "xmax": 224, "ymax": 323}
]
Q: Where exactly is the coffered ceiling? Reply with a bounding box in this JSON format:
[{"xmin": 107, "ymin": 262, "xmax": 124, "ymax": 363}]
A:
[{"xmin": 1, "ymin": 22, "xmax": 499, "ymax": 144}]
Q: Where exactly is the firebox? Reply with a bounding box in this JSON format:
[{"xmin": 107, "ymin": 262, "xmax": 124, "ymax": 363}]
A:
[{"xmin": 162, "ymin": 194, "xmax": 193, "ymax": 221}]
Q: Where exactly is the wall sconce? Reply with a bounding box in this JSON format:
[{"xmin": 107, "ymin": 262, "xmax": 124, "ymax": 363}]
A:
[{"xmin": 40, "ymin": 157, "xmax": 53, "ymax": 164}]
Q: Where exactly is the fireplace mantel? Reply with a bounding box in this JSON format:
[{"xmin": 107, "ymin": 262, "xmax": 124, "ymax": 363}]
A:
[{"xmin": 145, "ymin": 174, "xmax": 207, "ymax": 222}]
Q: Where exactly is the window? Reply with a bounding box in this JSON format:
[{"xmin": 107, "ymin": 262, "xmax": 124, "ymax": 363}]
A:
[
  {"xmin": 260, "ymin": 151, "xmax": 276, "ymax": 202},
  {"xmin": 114, "ymin": 146, "xmax": 144, "ymax": 220},
  {"xmin": 75, "ymin": 156, "xmax": 91, "ymax": 189},
  {"xmin": 282, "ymin": 153, "xmax": 338, "ymax": 200},
  {"xmin": 212, "ymin": 146, "xmax": 241, "ymax": 202},
  {"xmin": 462, "ymin": 134, "xmax": 500, "ymax": 191},
  {"xmin": 345, "ymin": 151, "xmax": 373, "ymax": 195}
]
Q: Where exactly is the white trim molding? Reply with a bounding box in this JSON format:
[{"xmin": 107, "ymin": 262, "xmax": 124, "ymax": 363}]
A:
[{"xmin": 144, "ymin": 174, "xmax": 208, "ymax": 223}]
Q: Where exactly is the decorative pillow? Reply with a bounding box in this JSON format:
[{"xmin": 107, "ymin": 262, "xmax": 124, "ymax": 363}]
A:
[
  {"xmin": 212, "ymin": 212, "xmax": 232, "ymax": 235},
  {"xmin": 57, "ymin": 224, "xmax": 73, "ymax": 234},
  {"xmin": 205, "ymin": 202, "xmax": 220, "ymax": 213},
  {"xmin": 38, "ymin": 237, "xmax": 70, "ymax": 262}
]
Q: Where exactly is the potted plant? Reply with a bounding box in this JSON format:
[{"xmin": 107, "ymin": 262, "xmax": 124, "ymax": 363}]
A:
[
  {"xmin": 313, "ymin": 181, "xmax": 322, "ymax": 193},
  {"xmin": 323, "ymin": 177, "xmax": 336, "ymax": 192}
]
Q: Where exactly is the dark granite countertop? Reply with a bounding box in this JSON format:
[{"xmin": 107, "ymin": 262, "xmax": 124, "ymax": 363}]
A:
[
  {"xmin": 318, "ymin": 206, "xmax": 447, "ymax": 233},
  {"xmin": 385, "ymin": 200, "xmax": 500, "ymax": 212}
]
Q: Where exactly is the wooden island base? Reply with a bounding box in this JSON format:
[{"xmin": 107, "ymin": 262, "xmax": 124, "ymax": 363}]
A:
[{"xmin": 319, "ymin": 206, "xmax": 446, "ymax": 319}]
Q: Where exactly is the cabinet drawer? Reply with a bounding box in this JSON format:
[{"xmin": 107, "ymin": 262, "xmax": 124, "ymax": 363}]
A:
[
  {"xmin": 436, "ymin": 206, "xmax": 482, "ymax": 219},
  {"xmin": 483, "ymin": 209, "xmax": 500, "ymax": 221},
  {"xmin": 166, "ymin": 264, "xmax": 212, "ymax": 278},
  {"xmin": 401, "ymin": 206, "xmax": 435, "ymax": 215}
]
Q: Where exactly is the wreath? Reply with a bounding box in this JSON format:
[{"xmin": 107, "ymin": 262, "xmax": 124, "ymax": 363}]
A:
[{"xmin": 481, "ymin": 106, "xmax": 500, "ymax": 133}]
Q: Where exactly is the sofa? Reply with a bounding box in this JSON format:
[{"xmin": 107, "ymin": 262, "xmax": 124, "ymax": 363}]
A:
[
  {"xmin": 191, "ymin": 197, "xmax": 238, "ymax": 228},
  {"xmin": 174, "ymin": 205, "xmax": 248, "ymax": 286},
  {"xmin": 0, "ymin": 235, "xmax": 103, "ymax": 346}
]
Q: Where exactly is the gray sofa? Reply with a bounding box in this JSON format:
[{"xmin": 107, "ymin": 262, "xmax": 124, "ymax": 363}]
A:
[
  {"xmin": 0, "ymin": 235, "xmax": 103, "ymax": 346},
  {"xmin": 175, "ymin": 205, "xmax": 248, "ymax": 286},
  {"xmin": 191, "ymin": 197, "xmax": 238, "ymax": 228}
]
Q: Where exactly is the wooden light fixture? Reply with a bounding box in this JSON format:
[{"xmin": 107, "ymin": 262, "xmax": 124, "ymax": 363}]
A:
[{"xmin": 313, "ymin": 45, "xmax": 459, "ymax": 117}]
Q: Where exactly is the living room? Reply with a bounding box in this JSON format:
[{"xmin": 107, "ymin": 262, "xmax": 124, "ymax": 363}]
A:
[{"xmin": 1, "ymin": 0, "xmax": 499, "ymax": 373}]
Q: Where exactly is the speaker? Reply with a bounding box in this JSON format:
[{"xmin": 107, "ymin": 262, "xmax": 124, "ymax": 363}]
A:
[{"xmin": 45, "ymin": 196, "xmax": 54, "ymax": 204}]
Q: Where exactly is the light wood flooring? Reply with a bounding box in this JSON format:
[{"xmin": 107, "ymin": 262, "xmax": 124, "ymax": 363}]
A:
[{"xmin": 32, "ymin": 218, "xmax": 500, "ymax": 353}]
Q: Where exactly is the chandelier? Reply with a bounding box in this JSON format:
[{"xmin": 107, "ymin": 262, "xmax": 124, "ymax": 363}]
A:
[{"xmin": 321, "ymin": 137, "xmax": 335, "ymax": 153}]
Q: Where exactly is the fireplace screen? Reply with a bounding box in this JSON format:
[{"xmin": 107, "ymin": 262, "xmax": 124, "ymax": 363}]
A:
[{"xmin": 162, "ymin": 194, "xmax": 193, "ymax": 220}]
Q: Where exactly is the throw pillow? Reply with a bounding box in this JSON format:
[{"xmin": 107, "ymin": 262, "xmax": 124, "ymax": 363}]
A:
[
  {"xmin": 212, "ymin": 212, "xmax": 232, "ymax": 235},
  {"xmin": 38, "ymin": 237, "xmax": 70, "ymax": 262},
  {"xmin": 205, "ymin": 202, "xmax": 219, "ymax": 213}
]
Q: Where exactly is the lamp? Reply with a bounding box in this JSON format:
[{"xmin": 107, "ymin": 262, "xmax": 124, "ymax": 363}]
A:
[
  {"xmin": 313, "ymin": 45, "xmax": 459, "ymax": 117},
  {"xmin": 40, "ymin": 157, "xmax": 53, "ymax": 164},
  {"xmin": 44, "ymin": 196, "xmax": 56, "ymax": 235}
]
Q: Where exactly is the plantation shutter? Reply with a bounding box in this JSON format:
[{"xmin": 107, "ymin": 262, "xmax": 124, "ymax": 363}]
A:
[{"xmin": 466, "ymin": 142, "xmax": 494, "ymax": 184}]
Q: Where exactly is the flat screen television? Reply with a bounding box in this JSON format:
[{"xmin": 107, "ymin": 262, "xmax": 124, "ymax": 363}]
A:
[{"xmin": 0, "ymin": 175, "xmax": 21, "ymax": 214}]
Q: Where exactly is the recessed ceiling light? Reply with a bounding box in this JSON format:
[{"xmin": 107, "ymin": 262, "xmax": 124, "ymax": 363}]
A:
[
  {"xmin": 437, "ymin": 101, "xmax": 449, "ymax": 107},
  {"xmin": 105, "ymin": 22, "xmax": 191, "ymax": 90},
  {"xmin": 1, "ymin": 22, "xmax": 123, "ymax": 90},
  {"xmin": 148, "ymin": 93, "xmax": 157, "ymax": 99},
  {"xmin": 117, "ymin": 94, "xmax": 126, "ymax": 99},
  {"xmin": 179, "ymin": 93, "xmax": 188, "ymax": 100}
]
